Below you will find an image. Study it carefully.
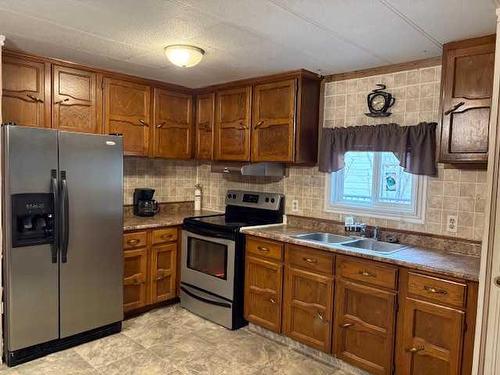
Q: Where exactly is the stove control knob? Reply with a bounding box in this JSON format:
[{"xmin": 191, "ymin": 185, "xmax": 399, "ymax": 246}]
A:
[
  {"xmin": 271, "ymin": 198, "xmax": 275, "ymax": 203},
  {"xmin": 265, "ymin": 198, "xmax": 269, "ymax": 202},
  {"xmin": 227, "ymin": 194, "xmax": 231, "ymax": 198},
  {"xmin": 232, "ymin": 194, "xmax": 237, "ymax": 199}
]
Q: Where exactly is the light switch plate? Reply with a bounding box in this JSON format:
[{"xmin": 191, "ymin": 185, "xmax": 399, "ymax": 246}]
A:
[
  {"xmin": 292, "ymin": 199, "xmax": 299, "ymax": 212},
  {"xmin": 446, "ymin": 214, "xmax": 458, "ymax": 233}
]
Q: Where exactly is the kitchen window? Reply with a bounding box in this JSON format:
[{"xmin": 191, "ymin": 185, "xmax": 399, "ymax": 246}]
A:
[{"xmin": 326, "ymin": 151, "xmax": 426, "ymax": 222}]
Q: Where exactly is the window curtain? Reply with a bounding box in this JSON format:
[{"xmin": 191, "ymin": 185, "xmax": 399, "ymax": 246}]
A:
[{"xmin": 318, "ymin": 122, "xmax": 437, "ymax": 176}]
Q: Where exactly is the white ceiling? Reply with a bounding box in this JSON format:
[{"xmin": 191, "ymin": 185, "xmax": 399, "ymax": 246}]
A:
[{"xmin": 0, "ymin": 0, "xmax": 496, "ymax": 88}]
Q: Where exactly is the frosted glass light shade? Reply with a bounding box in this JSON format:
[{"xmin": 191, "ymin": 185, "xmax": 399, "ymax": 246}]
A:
[{"xmin": 164, "ymin": 45, "xmax": 205, "ymax": 68}]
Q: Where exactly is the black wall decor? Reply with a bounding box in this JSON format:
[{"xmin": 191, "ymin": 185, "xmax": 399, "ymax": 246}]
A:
[{"xmin": 365, "ymin": 84, "xmax": 395, "ymax": 117}]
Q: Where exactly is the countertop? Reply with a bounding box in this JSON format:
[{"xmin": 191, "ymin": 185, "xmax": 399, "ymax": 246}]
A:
[
  {"xmin": 123, "ymin": 208, "xmax": 220, "ymax": 231},
  {"xmin": 241, "ymin": 225, "xmax": 481, "ymax": 282}
]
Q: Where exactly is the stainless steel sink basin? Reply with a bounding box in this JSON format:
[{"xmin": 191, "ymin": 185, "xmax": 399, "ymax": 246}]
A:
[
  {"xmin": 292, "ymin": 232, "xmax": 352, "ymax": 244},
  {"xmin": 342, "ymin": 238, "xmax": 407, "ymax": 253}
]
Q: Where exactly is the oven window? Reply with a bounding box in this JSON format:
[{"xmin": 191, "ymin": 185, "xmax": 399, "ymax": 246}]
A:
[{"xmin": 187, "ymin": 237, "xmax": 228, "ymax": 280}]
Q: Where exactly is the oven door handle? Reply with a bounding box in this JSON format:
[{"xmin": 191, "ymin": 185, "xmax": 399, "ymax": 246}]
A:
[{"xmin": 180, "ymin": 286, "xmax": 231, "ymax": 308}]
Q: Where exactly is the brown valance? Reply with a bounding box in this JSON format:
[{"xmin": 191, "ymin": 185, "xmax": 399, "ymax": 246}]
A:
[{"xmin": 318, "ymin": 122, "xmax": 437, "ymax": 176}]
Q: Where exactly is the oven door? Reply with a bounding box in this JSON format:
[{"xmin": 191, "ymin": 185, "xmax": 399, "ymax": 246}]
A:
[{"xmin": 181, "ymin": 230, "xmax": 235, "ymax": 301}]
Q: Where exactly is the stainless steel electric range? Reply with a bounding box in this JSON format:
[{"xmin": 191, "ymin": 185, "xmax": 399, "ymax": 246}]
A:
[{"xmin": 181, "ymin": 190, "xmax": 284, "ymax": 330}]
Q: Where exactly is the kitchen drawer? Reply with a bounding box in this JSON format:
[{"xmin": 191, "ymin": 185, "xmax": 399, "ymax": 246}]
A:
[
  {"xmin": 285, "ymin": 244, "xmax": 334, "ymax": 275},
  {"xmin": 123, "ymin": 231, "xmax": 148, "ymax": 250},
  {"xmin": 152, "ymin": 227, "xmax": 178, "ymax": 245},
  {"xmin": 247, "ymin": 237, "xmax": 283, "ymax": 261},
  {"xmin": 337, "ymin": 256, "xmax": 397, "ymax": 290},
  {"xmin": 407, "ymin": 272, "xmax": 467, "ymax": 308}
]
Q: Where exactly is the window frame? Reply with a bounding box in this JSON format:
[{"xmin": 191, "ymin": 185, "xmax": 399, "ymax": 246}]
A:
[{"xmin": 324, "ymin": 152, "xmax": 427, "ymax": 223}]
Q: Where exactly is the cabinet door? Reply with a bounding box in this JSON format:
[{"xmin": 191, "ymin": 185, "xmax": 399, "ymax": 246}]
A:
[
  {"xmin": 283, "ymin": 266, "xmax": 334, "ymax": 352},
  {"xmin": 398, "ymin": 298, "xmax": 465, "ymax": 375},
  {"xmin": 252, "ymin": 79, "xmax": 296, "ymax": 162},
  {"xmin": 214, "ymin": 86, "xmax": 251, "ymax": 161},
  {"xmin": 440, "ymin": 37, "xmax": 495, "ymax": 163},
  {"xmin": 150, "ymin": 243, "xmax": 177, "ymax": 303},
  {"xmin": 103, "ymin": 78, "xmax": 151, "ymax": 156},
  {"xmin": 334, "ymin": 279, "xmax": 397, "ymax": 375},
  {"xmin": 195, "ymin": 93, "xmax": 215, "ymax": 160},
  {"xmin": 123, "ymin": 248, "xmax": 148, "ymax": 312},
  {"xmin": 2, "ymin": 54, "xmax": 50, "ymax": 127},
  {"xmin": 52, "ymin": 65, "xmax": 100, "ymax": 133},
  {"xmin": 244, "ymin": 256, "xmax": 283, "ymax": 333},
  {"xmin": 153, "ymin": 88, "xmax": 193, "ymax": 159}
]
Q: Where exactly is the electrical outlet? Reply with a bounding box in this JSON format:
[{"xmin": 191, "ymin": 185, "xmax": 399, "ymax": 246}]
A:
[
  {"xmin": 446, "ymin": 214, "xmax": 458, "ymax": 233},
  {"xmin": 292, "ymin": 199, "xmax": 299, "ymax": 212}
]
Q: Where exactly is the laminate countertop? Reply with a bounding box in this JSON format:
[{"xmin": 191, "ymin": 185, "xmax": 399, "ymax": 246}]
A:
[
  {"xmin": 240, "ymin": 225, "xmax": 481, "ymax": 282},
  {"xmin": 123, "ymin": 209, "xmax": 220, "ymax": 231}
]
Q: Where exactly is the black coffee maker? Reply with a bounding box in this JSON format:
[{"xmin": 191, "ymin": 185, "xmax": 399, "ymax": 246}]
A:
[{"xmin": 133, "ymin": 188, "xmax": 159, "ymax": 217}]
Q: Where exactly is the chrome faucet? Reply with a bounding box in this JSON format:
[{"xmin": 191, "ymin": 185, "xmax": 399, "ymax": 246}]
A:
[{"xmin": 372, "ymin": 226, "xmax": 381, "ymax": 241}]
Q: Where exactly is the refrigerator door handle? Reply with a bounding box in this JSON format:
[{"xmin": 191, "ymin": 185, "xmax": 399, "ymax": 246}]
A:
[
  {"xmin": 50, "ymin": 169, "xmax": 59, "ymax": 263},
  {"xmin": 60, "ymin": 170, "xmax": 69, "ymax": 263}
]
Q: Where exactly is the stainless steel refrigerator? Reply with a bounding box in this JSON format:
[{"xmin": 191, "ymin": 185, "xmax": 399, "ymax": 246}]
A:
[{"xmin": 2, "ymin": 125, "xmax": 124, "ymax": 366}]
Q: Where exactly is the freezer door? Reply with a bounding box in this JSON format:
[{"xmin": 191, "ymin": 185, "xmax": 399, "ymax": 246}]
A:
[
  {"xmin": 2, "ymin": 125, "xmax": 60, "ymax": 351},
  {"xmin": 58, "ymin": 131, "xmax": 123, "ymax": 338}
]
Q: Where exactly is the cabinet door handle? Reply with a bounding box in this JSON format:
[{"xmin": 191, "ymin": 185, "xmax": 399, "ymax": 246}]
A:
[
  {"xmin": 257, "ymin": 246, "xmax": 269, "ymax": 252},
  {"xmin": 156, "ymin": 121, "xmax": 166, "ymax": 128},
  {"xmin": 406, "ymin": 346, "xmax": 425, "ymax": 354},
  {"xmin": 424, "ymin": 285, "xmax": 448, "ymax": 295},
  {"xmin": 316, "ymin": 312, "xmax": 324, "ymax": 321},
  {"xmin": 303, "ymin": 257, "xmax": 317, "ymax": 264},
  {"xmin": 269, "ymin": 298, "xmax": 277, "ymax": 304},
  {"xmin": 359, "ymin": 270, "xmax": 375, "ymax": 277},
  {"xmin": 27, "ymin": 93, "xmax": 43, "ymax": 103},
  {"xmin": 54, "ymin": 98, "xmax": 70, "ymax": 105},
  {"xmin": 341, "ymin": 322, "xmax": 353, "ymax": 328},
  {"xmin": 444, "ymin": 101, "xmax": 465, "ymax": 115},
  {"xmin": 138, "ymin": 119, "xmax": 149, "ymax": 127},
  {"xmin": 127, "ymin": 238, "xmax": 140, "ymax": 246},
  {"xmin": 254, "ymin": 120, "xmax": 264, "ymax": 129},
  {"xmin": 132, "ymin": 276, "xmax": 142, "ymax": 285}
]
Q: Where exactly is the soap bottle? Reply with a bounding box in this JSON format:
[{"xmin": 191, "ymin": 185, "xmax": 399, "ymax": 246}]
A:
[{"xmin": 194, "ymin": 184, "xmax": 202, "ymax": 211}]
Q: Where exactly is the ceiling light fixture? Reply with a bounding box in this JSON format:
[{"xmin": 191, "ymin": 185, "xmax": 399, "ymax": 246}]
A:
[{"xmin": 164, "ymin": 44, "xmax": 205, "ymax": 68}]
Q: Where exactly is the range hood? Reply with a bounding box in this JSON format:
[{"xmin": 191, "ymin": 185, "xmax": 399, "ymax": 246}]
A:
[{"xmin": 210, "ymin": 162, "xmax": 286, "ymax": 177}]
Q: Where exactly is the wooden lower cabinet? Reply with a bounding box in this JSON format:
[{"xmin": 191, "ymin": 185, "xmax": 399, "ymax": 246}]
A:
[
  {"xmin": 244, "ymin": 236, "xmax": 478, "ymax": 375},
  {"xmin": 123, "ymin": 226, "xmax": 179, "ymax": 314},
  {"xmin": 334, "ymin": 279, "xmax": 397, "ymax": 375},
  {"xmin": 123, "ymin": 248, "xmax": 148, "ymax": 312},
  {"xmin": 283, "ymin": 266, "xmax": 334, "ymax": 352},
  {"xmin": 244, "ymin": 255, "xmax": 283, "ymax": 332}
]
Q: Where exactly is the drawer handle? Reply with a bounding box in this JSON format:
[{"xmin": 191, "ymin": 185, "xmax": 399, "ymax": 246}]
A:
[
  {"xmin": 303, "ymin": 257, "xmax": 318, "ymax": 264},
  {"xmin": 257, "ymin": 246, "xmax": 269, "ymax": 252},
  {"xmin": 341, "ymin": 322, "xmax": 353, "ymax": 328},
  {"xmin": 160, "ymin": 234, "xmax": 173, "ymax": 240},
  {"xmin": 359, "ymin": 270, "xmax": 375, "ymax": 277},
  {"xmin": 127, "ymin": 239, "xmax": 140, "ymax": 245},
  {"xmin": 424, "ymin": 286, "xmax": 448, "ymax": 295},
  {"xmin": 269, "ymin": 298, "xmax": 277, "ymax": 304},
  {"xmin": 406, "ymin": 346, "xmax": 425, "ymax": 354}
]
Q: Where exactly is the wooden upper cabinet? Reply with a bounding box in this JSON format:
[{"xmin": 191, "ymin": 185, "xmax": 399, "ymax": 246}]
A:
[
  {"xmin": 439, "ymin": 35, "xmax": 495, "ymax": 164},
  {"xmin": 334, "ymin": 279, "xmax": 397, "ymax": 375},
  {"xmin": 103, "ymin": 78, "xmax": 151, "ymax": 156},
  {"xmin": 153, "ymin": 88, "xmax": 193, "ymax": 159},
  {"xmin": 283, "ymin": 266, "xmax": 334, "ymax": 353},
  {"xmin": 2, "ymin": 54, "xmax": 50, "ymax": 127},
  {"xmin": 252, "ymin": 79, "xmax": 296, "ymax": 162},
  {"xmin": 399, "ymin": 298, "xmax": 465, "ymax": 375},
  {"xmin": 52, "ymin": 65, "xmax": 101, "ymax": 133},
  {"xmin": 214, "ymin": 86, "xmax": 252, "ymax": 161},
  {"xmin": 195, "ymin": 93, "xmax": 215, "ymax": 160}
]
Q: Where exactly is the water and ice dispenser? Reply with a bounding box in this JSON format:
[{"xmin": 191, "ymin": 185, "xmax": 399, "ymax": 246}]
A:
[{"xmin": 11, "ymin": 193, "xmax": 55, "ymax": 247}]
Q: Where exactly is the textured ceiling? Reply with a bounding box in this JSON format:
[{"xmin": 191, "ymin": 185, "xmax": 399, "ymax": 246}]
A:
[{"xmin": 0, "ymin": 0, "xmax": 496, "ymax": 88}]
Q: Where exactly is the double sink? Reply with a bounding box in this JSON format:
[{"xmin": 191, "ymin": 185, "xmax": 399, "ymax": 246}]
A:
[{"xmin": 292, "ymin": 232, "xmax": 407, "ymax": 254}]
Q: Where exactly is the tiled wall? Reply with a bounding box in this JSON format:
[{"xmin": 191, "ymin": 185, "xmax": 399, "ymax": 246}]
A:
[
  {"xmin": 123, "ymin": 157, "xmax": 197, "ymax": 205},
  {"xmin": 197, "ymin": 65, "xmax": 487, "ymax": 242}
]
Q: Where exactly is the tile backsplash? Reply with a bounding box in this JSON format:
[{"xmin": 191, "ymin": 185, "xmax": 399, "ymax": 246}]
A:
[{"xmin": 125, "ymin": 64, "xmax": 486, "ymax": 243}]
